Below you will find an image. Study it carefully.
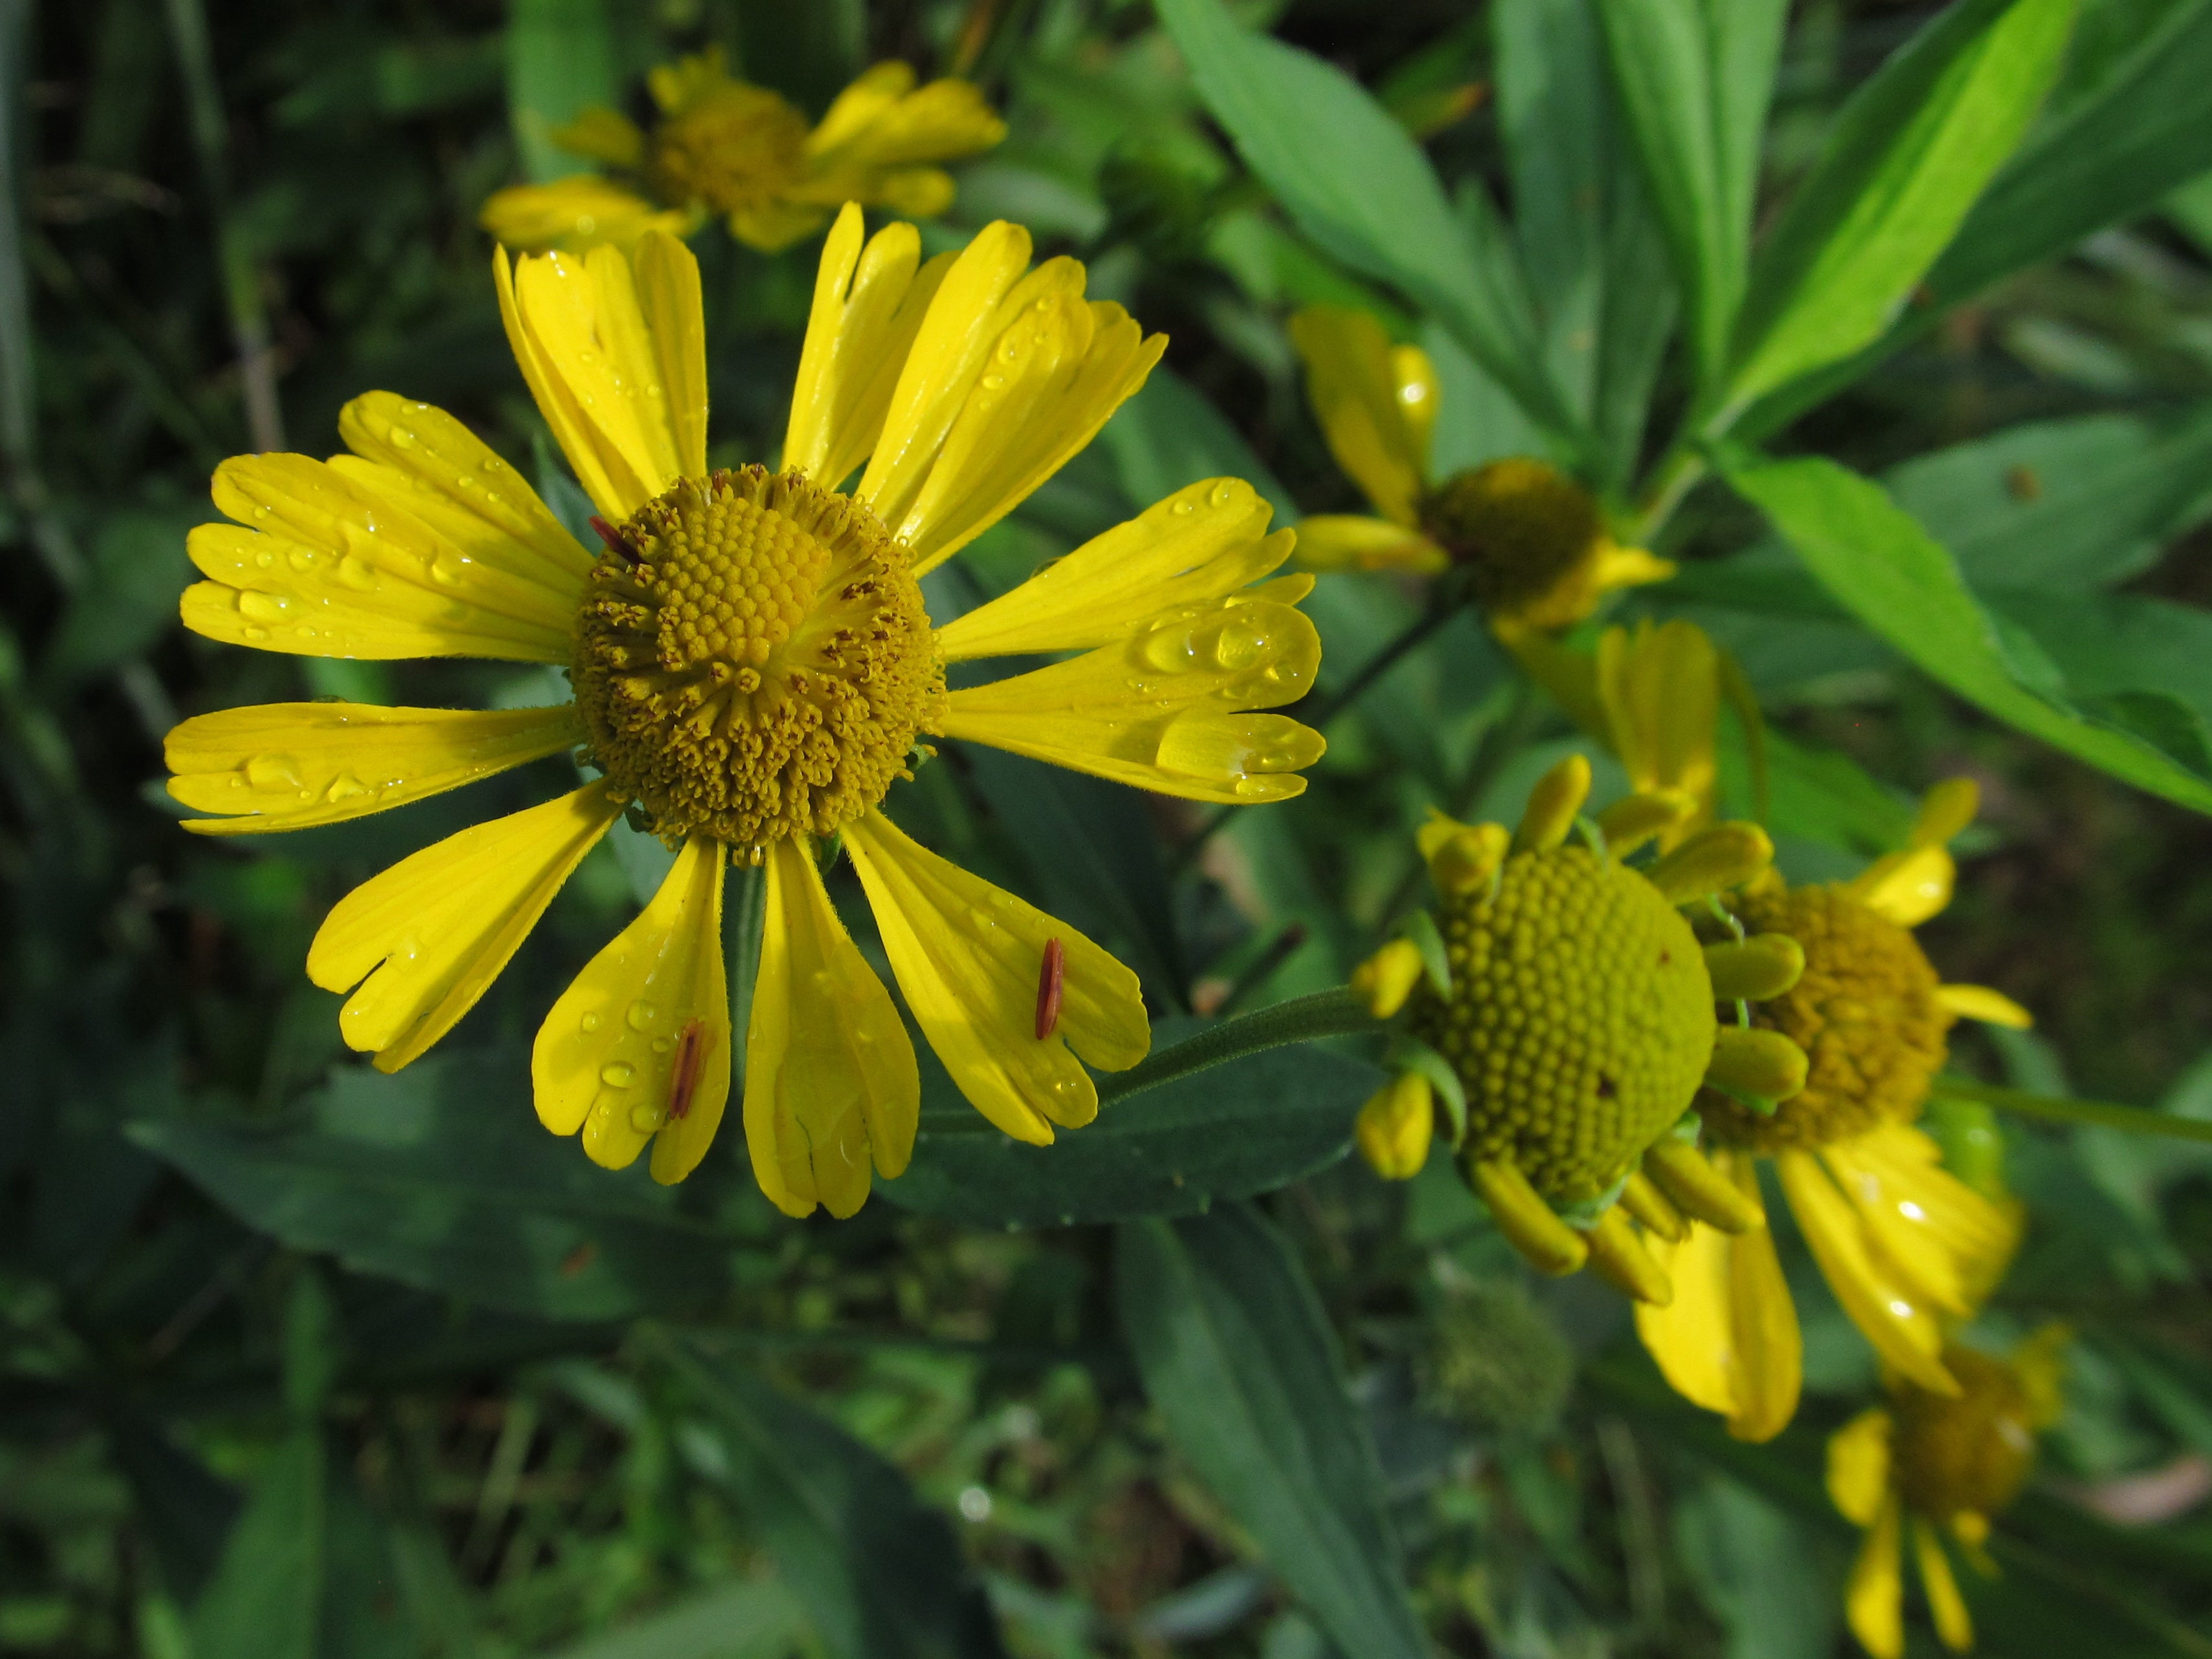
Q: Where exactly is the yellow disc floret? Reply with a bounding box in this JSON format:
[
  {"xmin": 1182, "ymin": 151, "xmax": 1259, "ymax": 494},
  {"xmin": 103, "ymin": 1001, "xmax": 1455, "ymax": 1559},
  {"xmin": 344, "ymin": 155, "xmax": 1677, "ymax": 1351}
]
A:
[
  {"xmin": 573, "ymin": 466, "xmax": 944, "ymax": 851},
  {"xmin": 1891, "ymin": 1345, "xmax": 2039, "ymax": 1521},
  {"xmin": 648, "ymin": 83, "xmax": 809, "ymax": 220},
  {"xmin": 1408, "ymin": 844, "xmax": 1715, "ymax": 1203},
  {"xmin": 1704, "ymin": 884, "xmax": 1949, "ymax": 1152}
]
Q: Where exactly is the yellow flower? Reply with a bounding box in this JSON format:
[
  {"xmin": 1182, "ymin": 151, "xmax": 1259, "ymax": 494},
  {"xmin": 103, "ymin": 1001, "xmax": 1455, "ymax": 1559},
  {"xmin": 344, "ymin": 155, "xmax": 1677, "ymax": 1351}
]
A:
[
  {"xmin": 482, "ymin": 54, "xmax": 1005, "ymax": 254},
  {"xmin": 1829, "ymin": 1326, "xmax": 2067, "ymax": 1657},
  {"xmin": 1637, "ymin": 775, "xmax": 2034, "ymax": 1441},
  {"xmin": 1287, "ymin": 305, "xmax": 1673, "ymax": 631},
  {"xmin": 164, "ymin": 209, "xmax": 1325, "ymax": 1211},
  {"xmin": 1349, "ymin": 752, "xmax": 1810, "ymax": 1307}
]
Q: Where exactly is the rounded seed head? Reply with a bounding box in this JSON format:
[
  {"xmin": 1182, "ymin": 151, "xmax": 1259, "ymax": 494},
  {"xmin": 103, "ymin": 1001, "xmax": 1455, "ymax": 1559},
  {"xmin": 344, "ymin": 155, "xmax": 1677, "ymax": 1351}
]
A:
[
  {"xmin": 1419, "ymin": 456, "xmax": 1605, "ymax": 623},
  {"xmin": 1892, "ymin": 1346, "xmax": 2039, "ymax": 1521}
]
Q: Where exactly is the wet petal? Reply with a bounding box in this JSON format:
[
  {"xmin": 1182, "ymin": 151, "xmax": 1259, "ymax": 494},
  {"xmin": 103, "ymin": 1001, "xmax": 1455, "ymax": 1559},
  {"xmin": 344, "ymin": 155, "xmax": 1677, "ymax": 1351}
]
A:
[
  {"xmin": 633, "ymin": 231, "xmax": 710, "ymax": 481},
  {"xmin": 1777, "ymin": 1148, "xmax": 1957, "ymax": 1394},
  {"xmin": 785, "ymin": 207, "xmax": 954, "ymax": 490},
  {"xmin": 1823, "ymin": 1124, "xmax": 2019, "ymax": 1318},
  {"xmin": 1827, "ymin": 1407, "xmax": 1895, "ymax": 1526},
  {"xmin": 168, "ymin": 703, "xmax": 583, "ymax": 835},
  {"xmin": 941, "ymin": 596, "xmax": 1324, "ymax": 803},
  {"xmin": 1848, "ymin": 843, "xmax": 1956, "ymax": 926},
  {"xmin": 1596, "ymin": 619, "xmax": 1719, "ymax": 824},
  {"xmin": 184, "ymin": 452, "xmax": 577, "ymax": 662},
  {"xmin": 803, "ymin": 64, "xmax": 1007, "ymax": 171},
  {"xmin": 1847, "ymin": 1494, "xmax": 1907, "ymax": 1659},
  {"xmin": 533, "ymin": 837, "xmax": 730, "ymax": 1181},
  {"xmin": 744, "ymin": 837, "xmax": 919, "ymax": 1219},
  {"xmin": 842, "ymin": 809, "xmax": 1147, "ymax": 1143},
  {"xmin": 1288, "ymin": 306, "xmax": 1426, "ymax": 526},
  {"xmin": 477, "ymin": 175, "xmax": 691, "ymax": 254},
  {"xmin": 308, "ymin": 783, "xmax": 623, "ymax": 1071},
  {"xmin": 1290, "ymin": 514, "xmax": 1448, "ymax": 574},
  {"xmin": 1637, "ymin": 1223, "xmax": 1741, "ymax": 1418},
  {"xmin": 934, "ymin": 478, "xmax": 1289, "ymax": 661}
]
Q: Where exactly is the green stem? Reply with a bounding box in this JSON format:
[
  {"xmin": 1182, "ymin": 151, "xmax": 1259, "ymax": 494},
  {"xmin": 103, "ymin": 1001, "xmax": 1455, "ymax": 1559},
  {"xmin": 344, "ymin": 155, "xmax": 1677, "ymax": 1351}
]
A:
[
  {"xmin": 1627, "ymin": 445, "xmax": 1708, "ymax": 546},
  {"xmin": 1937, "ymin": 1078, "xmax": 2212, "ymax": 1146},
  {"xmin": 1097, "ymin": 987, "xmax": 1377, "ymax": 1105}
]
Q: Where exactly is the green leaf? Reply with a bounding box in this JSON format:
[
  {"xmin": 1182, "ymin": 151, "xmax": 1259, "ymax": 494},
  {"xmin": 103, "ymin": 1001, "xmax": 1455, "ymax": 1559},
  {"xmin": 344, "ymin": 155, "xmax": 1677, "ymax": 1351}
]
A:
[
  {"xmin": 1983, "ymin": 590, "xmax": 2212, "ymax": 732},
  {"xmin": 1724, "ymin": 0, "xmax": 2077, "ymax": 410},
  {"xmin": 538, "ymin": 1579, "xmax": 808, "ymax": 1659},
  {"xmin": 130, "ymin": 1051, "xmax": 754, "ymax": 1321},
  {"xmin": 188, "ymin": 1431, "xmax": 325, "ymax": 1659},
  {"xmin": 506, "ymin": 0, "xmax": 618, "ymax": 184},
  {"xmin": 1889, "ymin": 404, "xmax": 2212, "ymax": 590},
  {"xmin": 1673, "ymin": 1477, "xmax": 1840, "ymax": 1659},
  {"xmin": 660, "ymin": 1336, "xmax": 1009, "ymax": 1659},
  {"xmin": 1721, "ymin": 453, "xmax": 2212, "ymax": 815},
  {"xmin": 41, "ymin": 506, "xmax": 203, "ymax": 687},
  {"xmin": 1099, "ymin": 363, "xmax": 1295, "ymax": 520},
  {"xmin": 885, "ymin": 1018, "xmax": 1378, "ymax": 1228},
  {"xmin": 1154, "ymin": 0, "xmax": 1580, "ymax": 451},
  {"xmin": 1593, "ymin": 0, "xmax": 1784, "ymax": 390},
  {"xmin": 1115, "ymin": 1204, "xmax": 1426, "ymax": 1659}
]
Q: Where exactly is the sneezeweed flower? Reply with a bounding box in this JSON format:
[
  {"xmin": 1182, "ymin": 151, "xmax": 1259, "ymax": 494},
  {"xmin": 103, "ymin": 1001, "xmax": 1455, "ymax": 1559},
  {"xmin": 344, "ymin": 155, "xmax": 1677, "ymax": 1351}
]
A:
[
  {"xmin": 482, "ymin": 52, "xmax": 1005, "ymax": 255},
  {"xmin": 1287, "ymin": 305, "xmax": 1673, "ymax": 634},
  {"xmin": 1348, "ymin": 751, "xmax": 1811, "ymax": 1305},
  {"xmin": 1829, "ymin": 1326, "xmax": 2068, "ymax": 1657},
  {"xmin": 163, "ymin": 209, "xmax": 1326, "ymax": 1214},
  {"xmin": 1637, "ymin": 777, "xmax": 2034, "ymax": 1441}
]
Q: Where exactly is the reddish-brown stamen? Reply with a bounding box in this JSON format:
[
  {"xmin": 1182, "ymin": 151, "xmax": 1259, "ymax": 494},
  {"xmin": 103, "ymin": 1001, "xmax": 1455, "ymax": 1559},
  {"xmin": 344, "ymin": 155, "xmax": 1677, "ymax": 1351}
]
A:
[
  {"xmin": 589, "ymin": 515, "xmax": 641, "ymax": 564},
  {"xmin": 668, "ymin": 1019, "xmax": 712, "ymax": 1120},
  {"xmin": 1035, "ymin": 938, "xmax": 1065, "ymax": 1040}
]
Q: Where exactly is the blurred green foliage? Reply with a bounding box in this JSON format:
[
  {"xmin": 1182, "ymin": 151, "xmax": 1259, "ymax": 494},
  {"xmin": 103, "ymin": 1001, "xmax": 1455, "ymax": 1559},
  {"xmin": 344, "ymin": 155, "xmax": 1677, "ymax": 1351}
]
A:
[{"xmin": 9, "ymin": 0, "xmax": 2212, "ymax": 1654}]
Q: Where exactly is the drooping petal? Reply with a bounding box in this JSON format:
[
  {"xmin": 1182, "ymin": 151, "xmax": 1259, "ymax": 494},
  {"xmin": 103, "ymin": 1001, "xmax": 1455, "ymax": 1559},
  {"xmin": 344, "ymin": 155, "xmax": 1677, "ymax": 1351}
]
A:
[
  {"xmin": 1936, "ymin": 982, "xmax": 2034, "ymax": 1028},
  {"xmin": 1721, "ymin": 1165, "xmax": 1805, "ymax": 1442},
  {"xmin": 477, "ymin": 175, "xmax": 692, "ymax": 254},
  {"xmin": 308, "ymin": 783, "xmax": 624, "ymax": 1072},
  {"xmin": 785, "ymin": 206, "xmax": 954, "ymax": 489},
  {"xmin": 495, "ymin": 234, "xmax": 703, "ymax": 520},
  {"xmin": 334, "ymin": 392, "xmax": 598, "ymax": 592},
  {"xmin": 1913, "ymin": 1515, "xmax": 1975, "ymax": 1653},
  {"xmin": 842, "ymin": 809, "xmax": 1147, "ymax": 1144},
  {"xmin": 1847, "ymin": 1494, "xmax": 1907, "ymax": 1659},
  {"xmin": 802, "ymin": 63, "xmax": 1007, "ymax": 173},
  {"xmin": 1288, "ymin": 306, "xmax": 1427, "ymax": 526},
  {"xmin": 1847, "ymin": 843, "xmax": 1957, "ymax": 927},
  {"xmin": 934, "ymin": 478, "xmax": 1288, "ymax": 660},
  {"xmin": 1290, "ymin": 514, "xmax": 1448, "ymax": 574},
  {"xmin": 1637, "ymin": 1223, "xmax": 1741, "ymax": 1418},
  {"xmin": 533, "ymin": 836, "xmax": 730, "ymax": 1182},
  {"xmin": 632, "ymin": 231, "xmax": 711, "ymax": 482},
  {"xmin": 744, "ymin": 837, "xmax": 920, "ymax": 1219},
  {"xmin": 1596, "ymin": 619, "xmax": 1719, "ymax": 827},
  {"xmin": 1777, "ymin": 1148, "xmax": 1957, "ymax": 1395},
  {"xmin": 1823, "ymin": 1124, "xmax": 2019, "ymax": 1322},
  {"xmin": 183, "ymin": 453, "xmax": 578, "ymax": 662},
  {"xmin": 168, "ymin": 703, "xmax": 583, "ymax": 835},
  {"xmin": 1827, "ymin": 1407, "xmax": 1895, "ymax": 1526},
  {"xmin": 1391, "ymin": 343, "xmax": 1439, "ymax": 470},
  {"xmin": 941, "ymin": 595, "xmax": 1324, "ymax": 803}
]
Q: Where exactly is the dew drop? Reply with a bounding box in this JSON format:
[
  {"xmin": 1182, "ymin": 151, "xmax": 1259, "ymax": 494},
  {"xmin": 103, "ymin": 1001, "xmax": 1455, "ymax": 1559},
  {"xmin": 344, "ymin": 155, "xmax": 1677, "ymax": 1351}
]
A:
[
  {"xmin": 628, "ymin": 1104, "xmax": 665, "ymax": 1133},
  {"xmin": 387, "ymin": 424, "xmax": 416, "ymax": 449},
  {"xmin": 254, "ymin": 548, "xmax": 276, "ymax": 569},
  {"xmin": 245, "ymin": 753, "xmax": 303, "ymax": 789},
  {"xmin": 580, "ymin": 1011, "xmax": 602, "ymax": 1033},
  {"xmin": 626, "ymin": 999, "xmax": 660, "ymax": 1031},
  {"xmin": 1172, "ymin": 499, "xmax": 1194, "ymax": 515},
  {"xmin": 600, "ymin": 1061, "xmax": 636, "ymax": 1088},
  {"xmin": 1210, "ymin": 615, "xmax": 1272, "ymax": 672},
  {"xmin": 336, "ymin": 554, "xmax": 378, "ymax": 592},
  {"xmin": 288, "ymin": 547, "xmax": 317, "ymax": 572},
  {"xmin": 324, "ymin": 772, "xmax": 369, "ymax": 803},
  {"xmin": 1210, "ymin": 481, "xmax": 1236, "ymax": 506},
  {"xmin": 237, "ymin": 591, "xmax": 291, "ymax": 622}
]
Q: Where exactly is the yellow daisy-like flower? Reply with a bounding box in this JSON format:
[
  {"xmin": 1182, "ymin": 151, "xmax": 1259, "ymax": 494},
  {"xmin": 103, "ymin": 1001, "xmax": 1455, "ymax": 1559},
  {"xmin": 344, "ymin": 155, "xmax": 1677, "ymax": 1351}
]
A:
[
  {"xmin": 1287, "ymin": 305, "xmax": 1674, "ymax": 632},
  {"xmin": 1636, "ymin": 771, "xmax": 2034, "ymax": 1440},
  {"xmin": 1348, "ymin": 752, "xmax": 1811, "ymax": 1305},
  {"xmin": 164, "ymin": 208, "xmax": 1326, "ymax": 1213},
  {"xmin": 482, "ymin": 53, "xmax": 1005, "ymax": 254},
  {"xmin": 1829, "ymin": 1325, "xmax": 2068, "ymax": 1657}
]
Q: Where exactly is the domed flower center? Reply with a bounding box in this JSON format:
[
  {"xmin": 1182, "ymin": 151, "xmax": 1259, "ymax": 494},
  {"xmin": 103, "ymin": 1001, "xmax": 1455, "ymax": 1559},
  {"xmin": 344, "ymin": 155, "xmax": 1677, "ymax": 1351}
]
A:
[
  {"xmin": 649, "ymin": 85, "xmax": 809, "ymax": 215},
  {"xmin": 1419, "ymin": 457, "xmax": 1602, "ymax": 615},
  {"xmin": 1702, "ymin": 884, "xmax": 1948, "ymax": 1151},
  {"xmin": 1408, "ymin": 846, "xmax": 1716, "ymax": 1202},
  {"xmin": 572, "ymin": 466, "xmax": 944, "ymax": 853},
  {"xmin": 1892, "ymin": 1347, "xmax": 2037, "ymax": 1519}
]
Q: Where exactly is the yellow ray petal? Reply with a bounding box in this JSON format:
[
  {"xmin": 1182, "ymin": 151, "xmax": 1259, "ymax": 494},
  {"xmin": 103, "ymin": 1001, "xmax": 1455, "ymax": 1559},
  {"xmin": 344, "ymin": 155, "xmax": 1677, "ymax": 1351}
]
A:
[
  {"xmin": 1721, "ymin": 1157, "xmax": 1805, "ymax": 1442},
  {"xmin": 1776, "ymin": 1149, "xmax": 1957, "ymax": 1395},
  {"xmin": 842, "ymin": 809, "xmax": 1147, "ymax": 1143},
  {"xmin": 168, "ymin": 703, "xmax": 583, "ymax": 835},
  {"xmin": 870, "ymin": 167, "xmax": 956, "ymax": 219},
  {"xmin": 1937, "ymin": 982, "xmax": 2033, "ymax": 1029},
  {"xmin": 495, "ymin": 237, "xmax": 700, "ymax": 521},
  {"xmin": 1596, "ymin": 619, "xmax": 1719, "ymax": 827},
  {"xmin": 183, "ymin": 453, "xmax": 577, "ymax": 662},
  {"xmin": 744, "ymin": 837, "xmax": 920, "ymax": 1220},
  {"xmin": 1589, "ymin": 542, "xmax": 1675, "ymax": 594},
  {"xmin": 941, "ymin": 595, "xmax": 1324, "ymax": 802},
  {"xmin": 892, "ymin": 289, "xmax": 1164, "ymax": 573},
  {"xmin": 1391, "ymin": 343, "xmax": 1438, "ymax": 471},
  {"xmin": 1847, "ymin": 1494, "xmax": 1907, "ymax": 1659},
  {"xmin": 1827, "ymin": 1407, "xmax": 1895, "ymax": 1526},
  {"xmin": 532, "ymin": 837, "xmax": 730, "ymax": 1181},
  {"xmin": 550, "ymin": 107, "xmax": 646, "ymax": 167},
  {"xmin": 1911, "ymin": 777, "xmax": 1980, "ymax": 848},
  {"xmin": 1290, "ymin": 514, "xmax": 1449, "ymax": 574},
  {"xmin": 803, "ymin": 65, "xmax": 1007, "ymax": 171},
  {"xmin": 632, "ymin": 231, "xmax": 710, "ymax": 482},
  {"xmin": 728, "ymin": 200, "xmax": 834, "ymax": 253},
  {"xmin": 1825, "ymin": 1123, "xmax": 2020, "ymax": 1318},
  {"xmin": 934, "ymin": 478, "xmax": 1288, "ymax": 660},
  {"xmin": 1637, "ymin": 1226, "xmax": 1741, "ymax": 1418},
  {"xmin": 1288, "ymin": 306, "xmax": 1426, "ymax": 526},
  {"xmin": 333, "ymin": 392, "xmax": 597, "ymax": 592},
  {"xmin": 1847, "ymin": 843, "xmax": 1957, "ymax": 927},
  {"xmin": 1913, "ymin": 1515, "xmax": 1975, "ymax": 1652},
  {"xmin": 478, "ymin": 176, "xmax": 693, "ymax": 254},
  {"xmin": 308, "ymin": 784, "xmax": 624, "ymax": 1072},
  {"xmin": 786, "ymin": 207, "xmax": 956, "ymax": 490}
]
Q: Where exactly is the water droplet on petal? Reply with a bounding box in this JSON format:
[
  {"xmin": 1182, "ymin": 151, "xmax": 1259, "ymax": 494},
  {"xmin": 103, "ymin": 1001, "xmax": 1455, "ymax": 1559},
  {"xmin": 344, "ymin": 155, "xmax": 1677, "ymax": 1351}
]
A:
[
  {"xmin": 245, "ymin": 753, "xmax": 303, "ymax": 789},
  {"xmin": 600, "ymin": 1062, "xmax": 636, "ymax": 1088},
  {"xmin": 580, "ymin": 1011, "xmax": 602, "ymax": 1033},
  {"xmin": 628, "ymin": 1103, "xmax": 665, "ymax": 1133},
  {"xmin": 626, "ymin": 999, "xmax": 660, "ymax": 1031}
]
